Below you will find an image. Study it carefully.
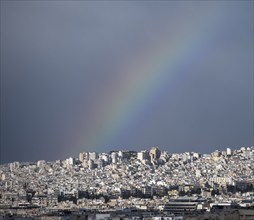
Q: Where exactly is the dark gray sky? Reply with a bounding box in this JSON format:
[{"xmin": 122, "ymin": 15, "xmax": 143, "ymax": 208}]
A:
[{"xmin": 1, "ymin": 1, "xmax": 253, "ymax": 163}]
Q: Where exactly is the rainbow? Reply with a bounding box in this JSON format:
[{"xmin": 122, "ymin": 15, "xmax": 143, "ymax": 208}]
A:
[{"xmin": 77, "ymin": 6, "xmax": 224, "ymax": 152}]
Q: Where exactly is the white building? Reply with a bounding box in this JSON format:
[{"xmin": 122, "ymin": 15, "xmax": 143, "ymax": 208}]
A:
[
  {"xmin": 137, "ymin": 150, "xmax": 149, "ymax": 161},
  {"xmin": 89, "ymin": 152, "xmax": 98, "ymax": 160},
  {"xmin": 226, "ymin": 148, "xmax": 232, "ymax": 156},
  {"xmin": 111, "ymin": 152, "xmax": 118, "ymax": 164}
]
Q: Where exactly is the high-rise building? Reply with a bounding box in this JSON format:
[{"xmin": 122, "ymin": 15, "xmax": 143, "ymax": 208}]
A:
[
  {"xmin": 137, "ymin": 151, "xmax": 149, "ymax": 161},
  {"xmin": 111, "ymin": 152, "xmax": 117, "ymax": 164},
  {"xmin": 97, "ymin": 159, "xmax": 105, "ymax": 169},
  {"xmin": 226, "ymin": 148, "xmax": 232, "ymax": 156},
  {"xmin": 150, "ymin": 147, "xmax": 161, "ymax": 161},
  {"xmin": 79, "ymin": 153, "xmax": 85, "ymax": 162},
  {"xmin": 101, "ymin": 154, "xmax": 109, "ymax": 163},
  {"xmin": 88, "ymin": 159, "xmax": 95, "ymax": 170},
  {"xmin": 79, "ymin": 152, "xmax": 89, "ymax": 162},
  {"xmin": 89, "ymin": 152, "xmax": 98, "ymax": 160}
]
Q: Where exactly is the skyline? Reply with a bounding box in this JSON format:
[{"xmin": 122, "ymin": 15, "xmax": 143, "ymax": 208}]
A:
[
  {"xmin": 1, "ymin": 1, "xmax": 253, "ymax": 163},
  {"xmin": 2, "ymin": 145, "xmax": 254, "ymax": 164}
]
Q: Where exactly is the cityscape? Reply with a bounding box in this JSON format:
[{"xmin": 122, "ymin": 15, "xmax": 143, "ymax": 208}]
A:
[
  {"xmin": 1, "ymin": 0, "xmax": 253, "ymax": 220},
  {"xmin": 0, "ymin": 146, "xmax": 253, "ymax": 219}
]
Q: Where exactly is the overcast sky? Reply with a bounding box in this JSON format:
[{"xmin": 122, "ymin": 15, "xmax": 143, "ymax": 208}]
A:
[{"xmin": 1, "ymin": 1, "xmax": 253, "ymax": 163}]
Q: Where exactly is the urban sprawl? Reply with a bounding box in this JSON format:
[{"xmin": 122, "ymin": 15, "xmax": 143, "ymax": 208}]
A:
[{"xmin": 0, "ymin": 146, "xmax": 254, "ymax": 220}]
